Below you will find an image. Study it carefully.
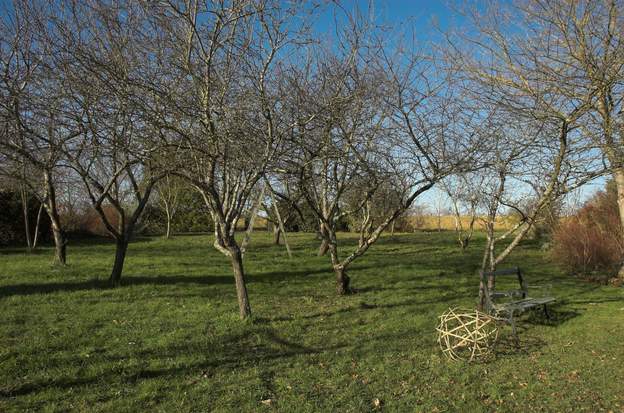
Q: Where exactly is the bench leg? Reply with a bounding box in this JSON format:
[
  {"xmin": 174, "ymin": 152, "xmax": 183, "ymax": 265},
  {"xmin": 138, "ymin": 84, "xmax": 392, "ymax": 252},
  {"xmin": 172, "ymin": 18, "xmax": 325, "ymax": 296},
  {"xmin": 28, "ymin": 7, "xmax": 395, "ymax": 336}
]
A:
[
  {"xmin": 510, "ymin": 313, "xmax": 519, "ymax": 348},
  {"xmin": 543, "ymin": 305, "xmax": 551, "ymax": 319}
]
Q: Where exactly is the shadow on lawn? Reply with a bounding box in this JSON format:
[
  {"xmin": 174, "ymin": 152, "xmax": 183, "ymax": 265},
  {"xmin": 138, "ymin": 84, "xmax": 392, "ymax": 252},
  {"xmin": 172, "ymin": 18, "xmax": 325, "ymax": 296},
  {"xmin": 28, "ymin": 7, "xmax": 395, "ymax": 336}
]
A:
[
  {"xmin": 0, "ymin": 276, "xmax": 231, "ymax": 298},
  {"xmin": 494, "ymin": 332, "xmax": 546, "ymax": 357},
  {"xmin": 0, "ymin": 266, "xmax": 347, "ymax": 298},
  {"xmin": 491, "ymin": 306, "xmax": 581, "ymax": 358},
  {"xmin": 255, "ymin": 291, "xmax": 473, "ymax": 324},
  {"xmin": 0, "ymin": 327, "xmax": 337, "ymax": 398}
]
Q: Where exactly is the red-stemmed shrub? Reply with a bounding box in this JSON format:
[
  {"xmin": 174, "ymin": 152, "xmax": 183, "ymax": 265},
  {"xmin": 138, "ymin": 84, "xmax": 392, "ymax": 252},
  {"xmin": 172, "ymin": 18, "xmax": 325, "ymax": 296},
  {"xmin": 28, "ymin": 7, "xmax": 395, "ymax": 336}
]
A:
[{"xmin": 551, "ymin": 181, "xmax": 624, "ymax": 279}]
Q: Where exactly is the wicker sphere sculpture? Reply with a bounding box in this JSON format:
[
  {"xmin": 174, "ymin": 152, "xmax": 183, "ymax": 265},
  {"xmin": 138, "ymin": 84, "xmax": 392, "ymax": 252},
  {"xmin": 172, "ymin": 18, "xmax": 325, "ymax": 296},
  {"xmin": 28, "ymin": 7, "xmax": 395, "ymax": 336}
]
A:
[{"xmin": 436, "ymin": 307, "xmax": 499, "ymax": 361}]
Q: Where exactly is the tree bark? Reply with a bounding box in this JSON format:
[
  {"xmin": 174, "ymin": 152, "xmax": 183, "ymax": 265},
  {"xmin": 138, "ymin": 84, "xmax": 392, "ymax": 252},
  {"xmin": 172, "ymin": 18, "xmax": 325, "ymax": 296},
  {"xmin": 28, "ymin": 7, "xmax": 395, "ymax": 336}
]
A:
[
  {"xmin": 478, "ymin": 225, "xmax": 496, "ymax": 310},
  {"xmin": 165, "ymin": 214, "xmax": 171, "ymax": 239},
  {"xmin": 165, "ymin": 207, "xmax": 172, "ymax": 239},
  {"xmin": 460, "ymin": 238, "xmax": 469, "ymax": 252},
  {"xmin": 273, "ymin": 225, "xmax": 281, "ymax": 245},
  {"xmin": 327, "ymin": 237, "xmax": 351, "ymax": 295},
  {"xmin": 110, "ymin": 238, "xmax": 128, "ymax": 287},
  {"xmin": 334, "ymin": 265, "xmax": 351, "ymax": 295},
  {"xmin": 44, "ymin": 171, "xmax": 67, "ymax": 265},
  {"xmin": 318, "ymin": 223, "xmax": 329, "ymax": 256},
  {"xmin": 52, "ymin": 224, "xmax": 67, "ymax": 265},
  {"xmin": 20, "ymin": 186, "xmax": 32, "ymax": 251},
  {"xmin": 32, "ymin": 202, "xmax": 43, "ymax": 250},
  {"xmin": 614, "ymin": 168, "xmax": 624, "ymax": 279},
  {"xmin": 318, "ymin": 239, "xmax": 329, "ymax": 256},
  {"xmin": 229, "ymin": 247, "xmax": 252, "ymax": 319}
]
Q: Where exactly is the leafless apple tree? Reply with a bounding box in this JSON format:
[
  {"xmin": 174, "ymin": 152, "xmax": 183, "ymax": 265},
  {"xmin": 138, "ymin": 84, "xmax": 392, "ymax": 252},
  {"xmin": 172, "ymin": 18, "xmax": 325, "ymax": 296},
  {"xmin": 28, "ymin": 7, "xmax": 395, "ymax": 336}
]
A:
[
  {"xmin": 132, "ymin": 0, "xmax": 318, "ymax": 318},
  {"xmin": 0, "ymin": 1, "xmax": 74, "ymax": 264},
  {"xmin": 273, "ymin": 12, "xmax": 485, "ymax": 294},
  {"xmin": 447, "ymin": 0, "xmax": 610, "ymax": 306}
]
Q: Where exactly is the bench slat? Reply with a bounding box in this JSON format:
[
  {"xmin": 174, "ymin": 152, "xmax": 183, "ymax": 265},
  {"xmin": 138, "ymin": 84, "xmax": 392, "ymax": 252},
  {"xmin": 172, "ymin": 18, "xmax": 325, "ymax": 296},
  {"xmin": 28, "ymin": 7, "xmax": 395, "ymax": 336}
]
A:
[
  {"xmin": 495, "ymin": 297, "xmax": 555, "ymax": 312},
  {"xmin": 491, "ymin": 290, "xmax": 525, "ymax": 299}
]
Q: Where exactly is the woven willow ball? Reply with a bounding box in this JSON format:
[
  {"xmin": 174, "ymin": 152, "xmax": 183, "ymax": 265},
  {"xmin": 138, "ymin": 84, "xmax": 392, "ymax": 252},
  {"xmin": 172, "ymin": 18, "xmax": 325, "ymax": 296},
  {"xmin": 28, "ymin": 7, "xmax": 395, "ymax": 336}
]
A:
[{"xmin": 436, "ymin": 307, "xmax": 499, "ymax": 362}]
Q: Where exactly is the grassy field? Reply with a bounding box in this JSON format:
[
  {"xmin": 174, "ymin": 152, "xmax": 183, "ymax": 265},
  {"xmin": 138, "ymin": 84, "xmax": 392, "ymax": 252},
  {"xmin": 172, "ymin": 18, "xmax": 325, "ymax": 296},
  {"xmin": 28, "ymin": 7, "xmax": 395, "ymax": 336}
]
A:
[{"xmin": 1, "ymin": 231, "xmax": 623, "ymax": 412}]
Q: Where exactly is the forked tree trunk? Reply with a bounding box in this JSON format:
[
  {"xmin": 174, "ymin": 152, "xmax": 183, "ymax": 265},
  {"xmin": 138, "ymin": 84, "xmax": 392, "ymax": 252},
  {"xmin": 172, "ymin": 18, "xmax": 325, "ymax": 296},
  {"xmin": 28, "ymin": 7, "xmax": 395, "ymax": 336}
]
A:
[
  {"xmin": 327, "ymin": 239, "xmax": 351, "ymax": 295},
  {"xmin": 229, "ymin": 247, "xmax": 252, "ymax": 319},
  {"xmin": 614, "ymin": 168, "xmax": 624, "ymax": 279},
  {"xmin": 318, "ymin": 239, "xmax": 329, "ymax": 256},
  {"xmin": 110, "ymin": 238, "xmax": 128, "ymax": 287}
]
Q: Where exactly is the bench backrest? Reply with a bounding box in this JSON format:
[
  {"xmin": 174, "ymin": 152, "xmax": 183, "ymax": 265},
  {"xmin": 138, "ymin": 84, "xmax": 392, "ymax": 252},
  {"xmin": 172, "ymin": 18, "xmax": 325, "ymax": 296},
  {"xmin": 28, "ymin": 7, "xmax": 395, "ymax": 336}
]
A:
[{"xmin": 480, "ymin": 267, "xmax": 528, "ymax": 312}]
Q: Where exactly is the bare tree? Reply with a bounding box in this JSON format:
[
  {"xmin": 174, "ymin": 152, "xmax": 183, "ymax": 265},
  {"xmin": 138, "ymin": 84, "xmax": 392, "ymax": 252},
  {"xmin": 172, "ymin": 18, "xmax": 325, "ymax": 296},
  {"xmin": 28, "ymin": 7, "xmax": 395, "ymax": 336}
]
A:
[
  {"xmin": 155, "ymin": 173, "xmax": 183, "ymax": 239},
  {"xmin": 441, "ymin": 174, "xmax": 482, "ymax": 251},
  {"xmin": 446, "ymin": 1, "xmax": 609, "ymax": 307},
  {"xmin": 517, "ymin": 0, "xmax": 624, "ymax": 278},
  {"xmin": 137, "ymin": 0, "xmax": 314, "ymax": 318},
  {"xmin": 30, "ymin": 0, "xmax": 166, "ymax": 283},
  {"xmin": 0, "ymin": 0, "xmax": 72, "ymax": 264},
  {"xmin": 276, "ymin": 8, "xmax": 483, "ymax": 294},
  {"xmin": 261, "ymin": 178, "xmax": 304, "ymax": 245}
]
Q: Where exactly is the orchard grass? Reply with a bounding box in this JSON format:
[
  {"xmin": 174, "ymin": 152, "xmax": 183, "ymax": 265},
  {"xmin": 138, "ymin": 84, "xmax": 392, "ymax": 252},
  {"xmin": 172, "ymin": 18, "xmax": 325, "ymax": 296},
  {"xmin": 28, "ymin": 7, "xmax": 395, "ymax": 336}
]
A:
[{"xmin": 1, "ymin": 232, "xmax": 623, "ymax": 412}]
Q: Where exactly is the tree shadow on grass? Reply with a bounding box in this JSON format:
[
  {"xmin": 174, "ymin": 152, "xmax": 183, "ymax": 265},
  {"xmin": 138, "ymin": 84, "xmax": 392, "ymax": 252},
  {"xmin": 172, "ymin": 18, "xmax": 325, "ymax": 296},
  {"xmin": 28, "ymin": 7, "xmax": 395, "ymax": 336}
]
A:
[
  {"xmin": 493, "ymin": 331, "xmax": 546, "ymax": 357},
  {"xmin": 0, "ymin": 248, "xmax": 53, "ymax": 256},
  {"xmin": 0, "ymin": 327, "xmax": 339, "ymax": 399},
  {"xmin": 0, "ymin": 265, "xmax": 349, "ymax": 298},
  {"xmin": 0, "ymin": 276, "xmax": 232, "ymax": 298},
  {"xmin": 255, "ymin": 291, "xmax": 473, "ymax": 324}
]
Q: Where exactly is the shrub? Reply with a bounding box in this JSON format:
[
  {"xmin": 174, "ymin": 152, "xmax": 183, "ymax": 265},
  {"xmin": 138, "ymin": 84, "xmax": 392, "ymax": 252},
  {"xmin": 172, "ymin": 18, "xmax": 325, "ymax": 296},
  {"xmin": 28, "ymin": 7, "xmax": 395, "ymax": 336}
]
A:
[{"xmin": 551, "ymin": 181, "xmax": 623, "ymax": 278}]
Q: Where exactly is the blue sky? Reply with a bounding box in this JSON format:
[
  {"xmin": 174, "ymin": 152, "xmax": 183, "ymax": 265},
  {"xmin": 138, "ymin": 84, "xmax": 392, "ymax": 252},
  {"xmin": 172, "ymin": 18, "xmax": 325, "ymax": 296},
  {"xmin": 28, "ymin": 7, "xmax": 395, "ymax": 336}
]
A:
[
  {"xmin": 0, "ymin": 0, "xmax": 605, "ymax": 210},
  {"xmin": 311, "ymin": 0, "xmax": 461, "ymax": 42}
]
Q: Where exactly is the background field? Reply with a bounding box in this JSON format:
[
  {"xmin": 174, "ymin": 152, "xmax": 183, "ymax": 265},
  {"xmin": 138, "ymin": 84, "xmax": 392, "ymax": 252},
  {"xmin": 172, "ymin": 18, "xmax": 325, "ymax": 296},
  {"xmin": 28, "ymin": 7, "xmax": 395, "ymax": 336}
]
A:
[{"xmin": 1, "ymin": 232, "xmax": 623, "ymax": 412}]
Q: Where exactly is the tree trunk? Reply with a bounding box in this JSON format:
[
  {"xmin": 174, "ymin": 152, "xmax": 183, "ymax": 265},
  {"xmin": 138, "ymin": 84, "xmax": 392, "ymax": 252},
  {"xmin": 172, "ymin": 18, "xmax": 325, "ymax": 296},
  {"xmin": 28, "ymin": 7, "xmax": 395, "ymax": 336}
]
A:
[
  {"xmin": 44, "ymin": 170, "xmax": 68, "ymax": 265},
  {"xmin": 229, "ymin": 247, "xmax": 252, "ymax": 319},
  {"xmin": 614, "ymin": 168, "xmax": 624, "ymax": 279},
  {"xmin": 110, "ymin": 238, "xmax": 128, "ymax": 287},
  {"xmin": 52, "ymin": 224, "xmax": 67, "ymax": 265},
  {"xmin": 334, "ymin": 265, "xmax": 350, "ymax": 295},
  {"xmin": 317, "ymin": 221, "xmax": 330, "ymax": 256},
  {"xmin": 273, "ymin": 225, "xmax": 281, "ymax": 245},
  {"xmin": 32, "ymin": 202, "xmax": 44, "ymax": 250},
  {"xmin": 318, "ymin": 238, "xmax": 329, "ymax": 256},
  {"xmin": 390, "ymin": 220, "xmax": 396, "ymax": 237},
  {"xmin": 478, "ymin": 227, "xmax": 495, "ymax": 310},
  {"xmin": 165, "ymin": 208, "xmax": 172, "ymax": 239},
  {"xmin": 20, "ymin": 187, "xmax": 32, "ymax": 251},
  {"xmin": 327, "ymin": 236, "xmax": 351, "ymax": 295}
]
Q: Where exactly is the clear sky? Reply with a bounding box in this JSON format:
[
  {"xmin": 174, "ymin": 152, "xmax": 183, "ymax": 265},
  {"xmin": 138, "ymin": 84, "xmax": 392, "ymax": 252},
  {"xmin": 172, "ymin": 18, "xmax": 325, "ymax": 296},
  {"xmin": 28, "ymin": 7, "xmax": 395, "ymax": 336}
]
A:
[
  {"xmin": 311, "ymin": 0, "xmax": 461, "ymax": 42},
  {"xmin": 0, "ymin": 0, "xmax": 605, "ymax": 211}
]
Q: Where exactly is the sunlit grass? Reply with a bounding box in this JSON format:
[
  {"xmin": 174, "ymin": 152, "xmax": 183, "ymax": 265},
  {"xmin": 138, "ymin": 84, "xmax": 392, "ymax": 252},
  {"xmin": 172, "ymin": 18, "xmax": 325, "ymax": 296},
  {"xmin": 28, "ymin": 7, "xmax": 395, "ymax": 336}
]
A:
[{"xmin": 1, "ymin": 231, "xmax": 622, "ymax": 412}]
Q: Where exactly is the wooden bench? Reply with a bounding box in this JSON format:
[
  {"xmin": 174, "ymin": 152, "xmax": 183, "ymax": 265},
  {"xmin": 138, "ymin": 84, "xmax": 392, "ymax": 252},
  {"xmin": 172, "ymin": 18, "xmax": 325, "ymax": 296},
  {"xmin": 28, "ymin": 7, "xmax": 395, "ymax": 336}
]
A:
[{"xmin": 480, "ymin": 267, "xmax": 556, "ymax": 345}]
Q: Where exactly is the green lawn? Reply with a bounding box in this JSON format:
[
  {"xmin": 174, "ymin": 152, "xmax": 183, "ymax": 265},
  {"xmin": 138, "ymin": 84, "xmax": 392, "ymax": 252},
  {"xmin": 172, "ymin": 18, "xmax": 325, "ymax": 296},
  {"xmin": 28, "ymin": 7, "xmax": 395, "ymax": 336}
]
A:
[{"xmin": 1, "ymin": 232, "xmax": 623, "ymax": 412}]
